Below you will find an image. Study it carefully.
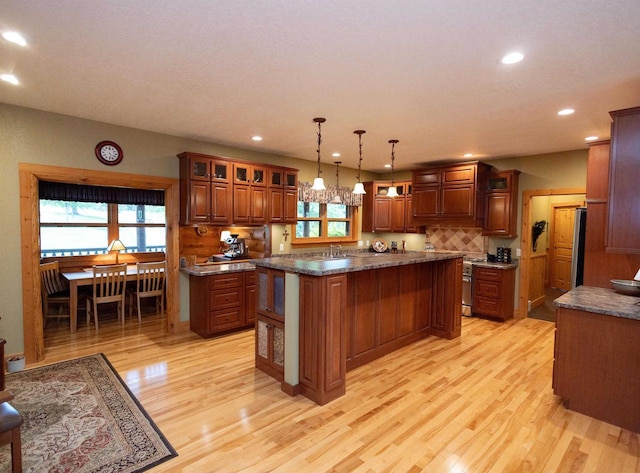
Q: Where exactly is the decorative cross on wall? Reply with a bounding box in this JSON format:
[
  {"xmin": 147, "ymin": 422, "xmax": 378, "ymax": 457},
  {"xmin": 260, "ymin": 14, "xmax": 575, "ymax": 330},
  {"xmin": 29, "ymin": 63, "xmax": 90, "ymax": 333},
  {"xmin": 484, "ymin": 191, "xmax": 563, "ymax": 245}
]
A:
[{"xmin": 282, "ymin": 229, "xmax": 290, "ymax": 241}]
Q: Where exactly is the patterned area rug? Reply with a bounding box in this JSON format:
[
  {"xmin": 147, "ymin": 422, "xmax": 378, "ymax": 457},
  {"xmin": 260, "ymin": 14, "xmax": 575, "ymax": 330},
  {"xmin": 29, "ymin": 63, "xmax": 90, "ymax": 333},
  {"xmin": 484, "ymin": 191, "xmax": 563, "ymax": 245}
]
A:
[{"xmin": 0, "ymin": 353, "xmax": 177, "ymax": 472}]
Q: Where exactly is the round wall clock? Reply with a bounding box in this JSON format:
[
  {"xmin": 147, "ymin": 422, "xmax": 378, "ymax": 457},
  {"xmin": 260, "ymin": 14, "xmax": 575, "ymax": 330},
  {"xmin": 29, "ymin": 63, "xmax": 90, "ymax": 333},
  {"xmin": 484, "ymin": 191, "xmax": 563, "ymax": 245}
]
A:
[{"xmin": 95, "ymin": 141, "xmax": 123, "ymax": 165}]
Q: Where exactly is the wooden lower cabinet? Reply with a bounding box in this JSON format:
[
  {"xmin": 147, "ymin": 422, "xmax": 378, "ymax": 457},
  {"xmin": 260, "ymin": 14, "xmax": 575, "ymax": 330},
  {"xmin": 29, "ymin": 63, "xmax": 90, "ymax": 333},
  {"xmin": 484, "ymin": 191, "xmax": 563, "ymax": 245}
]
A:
[
  {"xmin": 472, "ymin": 266, "xmax": 515, "ymax": 320},
  {"xmin": 189, "ymin": 270, "xmax": 256, "ymax": 338},
  {"xmin": 554, "ymin": 307, "xmax": 640, "ymax": 432},
  {"xmin": 255, "ymin": 315, "xmax": 284, "ymax": 381},
  {"xmin": 346, "ymin": 262, "xmax": 446, "ymax": 370}
]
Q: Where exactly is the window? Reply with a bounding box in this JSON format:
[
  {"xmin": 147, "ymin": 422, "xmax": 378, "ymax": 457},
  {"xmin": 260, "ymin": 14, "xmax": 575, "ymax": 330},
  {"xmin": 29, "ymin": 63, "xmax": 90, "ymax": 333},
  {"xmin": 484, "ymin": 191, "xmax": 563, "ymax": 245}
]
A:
[
  {"xmin": 293, "ymin": 201, "xmax": 357, "ymax": 244},
  {"xmin": 39, "ymin": 185, "xmax": 166, "ymax": 258}
]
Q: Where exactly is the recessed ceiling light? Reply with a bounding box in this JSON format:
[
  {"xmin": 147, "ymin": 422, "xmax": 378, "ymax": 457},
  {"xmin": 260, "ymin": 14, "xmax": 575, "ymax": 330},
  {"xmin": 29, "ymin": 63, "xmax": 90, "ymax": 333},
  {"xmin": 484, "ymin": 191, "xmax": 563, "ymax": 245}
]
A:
[
  {"xmin": 585, "ymin": 136, "xmax": 599, "ymax": 142},
  {"xmin": 2, "ymin": 31, "xmax": 27, "ymax": 47},
  {"xmin": 0, "ymin": 73, "xmax": 19, "ymax": 85},
  {"xmin": 463, "ymin": 153, "xmax": 474, "ymax": 158},
  {"xmin": 332, "ymin": 152, "xmax": 340, "ymax": 157},
  {"xmin": 558, "ymin": 108, "xmax": 575, "ymax": 116},
  {"xmin": 251, "ymin": 136, "xmax": 262, "ymax": 141},
  {"xmin": 501, "ymin": 52, "xmax": 524, "ymax": 65},
  {"xmin": 384, "ymin": 164, "xmax": 392, "ymax": 168}
]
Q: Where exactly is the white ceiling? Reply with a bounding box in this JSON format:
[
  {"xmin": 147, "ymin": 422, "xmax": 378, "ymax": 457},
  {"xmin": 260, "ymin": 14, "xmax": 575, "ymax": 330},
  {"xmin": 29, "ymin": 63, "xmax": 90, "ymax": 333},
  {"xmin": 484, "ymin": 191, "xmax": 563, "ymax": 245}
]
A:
[{"xmin": 2, "ymin": 0, "xmax": 639, "ymax": 172}]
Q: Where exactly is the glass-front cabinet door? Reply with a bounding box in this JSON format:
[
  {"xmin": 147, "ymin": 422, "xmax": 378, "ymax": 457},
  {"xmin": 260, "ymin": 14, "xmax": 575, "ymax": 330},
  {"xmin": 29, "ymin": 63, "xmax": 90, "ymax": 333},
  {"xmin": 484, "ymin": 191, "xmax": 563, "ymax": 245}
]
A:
[{"xmin": 257, "ymin": 268, "xmax": 285, "ymax": 321}]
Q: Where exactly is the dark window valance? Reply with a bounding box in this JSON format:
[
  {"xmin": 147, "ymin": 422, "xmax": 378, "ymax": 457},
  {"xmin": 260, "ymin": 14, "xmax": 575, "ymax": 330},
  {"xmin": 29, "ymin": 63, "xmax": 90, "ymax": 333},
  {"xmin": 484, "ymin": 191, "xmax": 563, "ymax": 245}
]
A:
[{"xmin": 39, "ymin": 181, "xmax": 164, "ymax": 206}]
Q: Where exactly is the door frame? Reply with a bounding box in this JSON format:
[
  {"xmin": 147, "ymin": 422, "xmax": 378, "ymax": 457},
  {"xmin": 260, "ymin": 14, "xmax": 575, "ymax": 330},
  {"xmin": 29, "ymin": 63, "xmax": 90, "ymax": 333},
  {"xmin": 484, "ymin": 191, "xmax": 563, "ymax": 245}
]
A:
[
  {"xmin": 19, "ymin": 163, "xmax": 182, "ymax": 363},
  {"xmin": 518, "ymin": 187, "xmax": 585, "ymax": 318},
  {"xmin": 548, "ymin": 202, "xmax": 583, "ymax": 290}
]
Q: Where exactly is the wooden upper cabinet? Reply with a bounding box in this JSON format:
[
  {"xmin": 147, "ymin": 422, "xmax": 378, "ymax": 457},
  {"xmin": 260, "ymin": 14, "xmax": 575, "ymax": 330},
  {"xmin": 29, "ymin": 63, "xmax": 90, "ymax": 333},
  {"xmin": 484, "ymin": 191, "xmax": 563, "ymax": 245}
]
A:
[
  {"xmin": 412, "ymin": 162, "xmax": 490, "ymax": 225},
  {"xmin": 178, "ymin": 152, "xmax": 298, "ymax": 225},
  {"xmin": 607, "ymin": 107, "xmax": 640, "ymax": 254},
  {"xmin": 268, "ymin": 168, "xmax": 298, "ymax": 224},
  {"xmin": 361, "ymin": 181, "xmax": 421, "ymax": 233},
  {"xmin": 178, "ymin": 152, "xmax": 232, "ymax": 225},
  {"xmin": 482, "ymin": 170, "xmax": 520, "ymax": 238}
]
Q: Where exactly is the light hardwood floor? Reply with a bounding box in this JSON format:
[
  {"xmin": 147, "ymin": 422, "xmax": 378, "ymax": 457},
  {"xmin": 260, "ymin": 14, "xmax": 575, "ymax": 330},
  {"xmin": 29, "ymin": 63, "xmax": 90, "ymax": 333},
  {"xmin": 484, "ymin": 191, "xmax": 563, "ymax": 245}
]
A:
[{"xmin": 37, "ymin": 311, "xmax": 639, "ymax": 473}]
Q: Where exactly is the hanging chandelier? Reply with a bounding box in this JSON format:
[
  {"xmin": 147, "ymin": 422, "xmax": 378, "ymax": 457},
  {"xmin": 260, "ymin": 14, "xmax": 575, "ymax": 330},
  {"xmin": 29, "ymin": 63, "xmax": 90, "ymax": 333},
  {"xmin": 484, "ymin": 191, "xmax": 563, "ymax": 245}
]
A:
[
  {"xmin": 352, "ymin": 130, "xmax": 366, "ymax": 194},
  {"xmin": 310, "ymin": 117, "xmax": 327, "ymax": 190},
  {"xmin": 387, "ymin": 139, "xmax": 399, "ymax": 197}
]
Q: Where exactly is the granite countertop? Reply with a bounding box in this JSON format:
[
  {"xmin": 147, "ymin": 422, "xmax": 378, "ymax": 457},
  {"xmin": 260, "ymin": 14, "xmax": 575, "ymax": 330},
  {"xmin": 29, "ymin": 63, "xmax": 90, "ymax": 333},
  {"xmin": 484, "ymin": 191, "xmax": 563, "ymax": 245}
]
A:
[
  {"xmin": 553, "ymin": 285, "xmax": 640, "ymax": 321},
  {"xmin": 181, "ymin": 261, "xmax": 255, "ymax": 276},
  {"xmin": 251, "ymin": 251, "xmax": 464, "ymax": 276},
  {"xmin": 472, "ymin": 260, "xmax": 518, "ymax": 270}
]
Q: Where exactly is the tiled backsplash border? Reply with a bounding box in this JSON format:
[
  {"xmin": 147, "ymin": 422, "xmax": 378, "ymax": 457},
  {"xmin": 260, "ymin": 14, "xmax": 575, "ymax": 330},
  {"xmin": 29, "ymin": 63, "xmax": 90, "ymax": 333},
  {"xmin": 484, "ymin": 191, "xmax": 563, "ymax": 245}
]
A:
[{"xmin": 426, "ymin": 227, "xmax": 488, "ymax": 253}]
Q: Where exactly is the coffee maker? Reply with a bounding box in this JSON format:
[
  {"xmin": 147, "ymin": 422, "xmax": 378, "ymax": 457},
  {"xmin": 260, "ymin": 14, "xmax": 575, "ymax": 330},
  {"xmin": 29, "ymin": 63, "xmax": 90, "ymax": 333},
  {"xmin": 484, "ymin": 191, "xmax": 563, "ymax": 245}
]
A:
[{"xmin": 223, "ymin": 234, "xmax": 247, "ymax": 259}]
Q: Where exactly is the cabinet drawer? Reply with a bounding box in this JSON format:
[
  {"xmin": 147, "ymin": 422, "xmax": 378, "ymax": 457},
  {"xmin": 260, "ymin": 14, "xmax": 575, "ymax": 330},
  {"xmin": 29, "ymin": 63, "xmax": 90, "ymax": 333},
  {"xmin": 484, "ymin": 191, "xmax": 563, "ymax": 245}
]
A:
[
  {"xmin": 245, "ymin": 270, "xmax": 256, "ymax": 285},
  {"xmin": 474, "ymin": 267, "xmax": 503, "ymax": 281},
  {"xmin": 473, "ymin": 296, "xmax": 501, "ymax": 316},
  {"xmin": 209, "ymin": 273, "xmax": 243, "ymax": 290},
  {"xmin": 210, "ymin": 308, "xmax": 242, "ymax": 330},
  {"xmin": 475, "ymin": 280, "xmax": 501, "ymax": 298},
  {"xmin": 210, "ymin": 287, "xmax": 243, "ymax": 310}
]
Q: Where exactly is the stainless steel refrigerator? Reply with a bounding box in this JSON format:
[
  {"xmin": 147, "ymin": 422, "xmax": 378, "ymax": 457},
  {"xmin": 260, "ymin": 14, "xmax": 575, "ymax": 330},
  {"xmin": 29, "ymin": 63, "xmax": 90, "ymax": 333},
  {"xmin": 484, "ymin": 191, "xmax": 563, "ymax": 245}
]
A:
[{"xmin": 570, "ymin": 207, "xmax": 587, "ymax": 289}]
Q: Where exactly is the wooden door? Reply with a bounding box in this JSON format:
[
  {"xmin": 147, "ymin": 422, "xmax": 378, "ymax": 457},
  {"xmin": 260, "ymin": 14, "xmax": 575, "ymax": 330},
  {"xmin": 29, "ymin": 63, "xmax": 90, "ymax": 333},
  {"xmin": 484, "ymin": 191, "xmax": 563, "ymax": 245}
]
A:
[
  {"xmin": 440, "ymin": 185, "xmax": 474, "ymax": 219},
  {"xmin": 391, "ymin": 197, "xmax": 406, "ymax": 232},
  {"xmin": 550, "ymin": 205, "xmax": 578, "ymax": 290},
  {"xmin": 283, "ymin": 189, "xmax": 298, "ymax": 223},
  {"xmin": 188, "ymin": 180, "xmax": 210, "ymax": 222},
  {"xmin": 268, "ymin": 187, "xmax": 283, "ymax": 223},
  {"xmin": 250, "ymin": 186, "xmax": 268, "ymax": 223},
  {"xmin": 373, "ymin": 198, "xmax": 392, "ymax": 232},
  {"xmin": 210, "ymin": 183, "xmax": 231, "ymax": 224},
  {"xmin": 412, "ymin": 186, "xmax": 439, "ymax": 219}
]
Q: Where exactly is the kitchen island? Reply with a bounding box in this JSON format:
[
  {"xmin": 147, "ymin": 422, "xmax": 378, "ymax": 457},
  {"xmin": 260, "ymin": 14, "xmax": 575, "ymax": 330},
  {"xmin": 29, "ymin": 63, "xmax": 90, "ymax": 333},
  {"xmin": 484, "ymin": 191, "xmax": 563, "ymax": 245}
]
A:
[
  {"xmin": 253, "ymin": 251, "xmax": 463, "ymax": 405},
  {"xmin": 553, "ymin": 285, "xmax": 640, "ymax": 432}
]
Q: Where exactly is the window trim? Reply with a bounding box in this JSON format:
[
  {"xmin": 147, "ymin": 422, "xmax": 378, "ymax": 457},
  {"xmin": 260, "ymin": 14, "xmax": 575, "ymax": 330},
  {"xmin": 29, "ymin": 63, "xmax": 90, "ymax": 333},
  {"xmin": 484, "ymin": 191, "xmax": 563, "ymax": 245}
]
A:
[{"xmin": 292, "ymin": 203, "xmax": 359, "ymax": 246}]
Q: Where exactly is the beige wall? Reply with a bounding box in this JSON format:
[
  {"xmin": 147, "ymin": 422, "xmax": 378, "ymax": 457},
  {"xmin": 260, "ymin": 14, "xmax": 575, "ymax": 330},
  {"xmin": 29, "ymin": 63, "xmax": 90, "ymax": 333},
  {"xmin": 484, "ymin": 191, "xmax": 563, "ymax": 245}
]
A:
[{"xmin": 0, "ymin": 103, "xmax": 589, "ymax": 356}]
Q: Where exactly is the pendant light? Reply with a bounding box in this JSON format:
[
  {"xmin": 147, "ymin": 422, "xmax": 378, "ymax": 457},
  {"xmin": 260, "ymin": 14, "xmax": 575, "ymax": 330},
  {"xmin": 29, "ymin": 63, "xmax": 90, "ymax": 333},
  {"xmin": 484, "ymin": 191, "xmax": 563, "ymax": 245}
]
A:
[
  {"xmin": 310, "ymin": 117, "xmax": 327, "ymax": 190},
  {"xmin": 387, "ymin": 139, "xmax": 399, "ymax": 197},
  {"xmin": 332, "ymin": 161, "xmax": 342, "ymax": 203},
  {"xmin": 352, "ymin": 130, "xmax": 367, "ymax": 194}
]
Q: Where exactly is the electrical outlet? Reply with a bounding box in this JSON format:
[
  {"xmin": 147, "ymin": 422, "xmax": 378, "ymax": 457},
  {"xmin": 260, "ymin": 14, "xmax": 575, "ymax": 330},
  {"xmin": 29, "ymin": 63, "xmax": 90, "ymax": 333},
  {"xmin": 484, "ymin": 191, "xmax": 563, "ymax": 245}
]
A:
[
  {"xmin": 358, "ymin": 240, "xmax": 363, "ymax": 247},
  {"xmin": 279, "ymin": 243, "xmax": 284, "ymax": 252},
  {"xmin": 516, "ymin": 248, "xmax": 521, "ymax": 257}
]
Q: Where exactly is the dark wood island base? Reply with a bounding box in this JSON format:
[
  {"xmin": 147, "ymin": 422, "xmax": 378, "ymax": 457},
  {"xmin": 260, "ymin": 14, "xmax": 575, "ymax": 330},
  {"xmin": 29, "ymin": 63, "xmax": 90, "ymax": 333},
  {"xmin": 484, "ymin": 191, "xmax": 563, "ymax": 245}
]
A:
[{"xmin": 254, "ymin": 253, "xmax": 463, "ymax": 405}]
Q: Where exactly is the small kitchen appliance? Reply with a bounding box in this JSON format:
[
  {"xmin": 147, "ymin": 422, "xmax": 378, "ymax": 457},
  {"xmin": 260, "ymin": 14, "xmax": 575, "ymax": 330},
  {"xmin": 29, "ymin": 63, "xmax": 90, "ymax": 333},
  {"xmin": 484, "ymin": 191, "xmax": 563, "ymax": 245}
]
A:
[{"xmin": 223, "ymin": 234, "xmax": 248, "ymax": 259}]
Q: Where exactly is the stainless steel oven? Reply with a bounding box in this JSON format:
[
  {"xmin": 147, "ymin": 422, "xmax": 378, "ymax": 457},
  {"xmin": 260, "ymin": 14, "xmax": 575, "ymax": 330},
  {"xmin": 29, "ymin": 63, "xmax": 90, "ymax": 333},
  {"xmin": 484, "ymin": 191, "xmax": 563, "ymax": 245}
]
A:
[{"xmin": 462, "ymin": 260, "xmax": 473, "ymax": 316}]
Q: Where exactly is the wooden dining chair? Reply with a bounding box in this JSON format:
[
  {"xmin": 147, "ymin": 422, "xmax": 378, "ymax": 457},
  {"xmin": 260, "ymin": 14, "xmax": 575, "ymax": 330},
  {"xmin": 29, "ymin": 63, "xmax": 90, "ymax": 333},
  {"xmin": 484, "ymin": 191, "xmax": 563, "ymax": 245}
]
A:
[
  {"xmin": 86, "ymin": 263, "xmax": 127, "ymax": 329},
  {"xmin": 0, "ymin": 338, "xmax": 24, "ymax": 473},
  {"xmin": 39, "ymin": 261, "xmax": 71, "ymax": 328},
  {"xmin": 129, "ymin": 261, "xmax": 166, "ymax": 322}
]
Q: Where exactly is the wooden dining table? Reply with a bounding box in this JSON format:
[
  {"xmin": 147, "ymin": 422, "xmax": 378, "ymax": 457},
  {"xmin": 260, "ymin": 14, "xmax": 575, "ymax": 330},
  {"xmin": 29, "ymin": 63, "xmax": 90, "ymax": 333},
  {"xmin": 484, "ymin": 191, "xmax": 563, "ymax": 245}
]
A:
[{"xmin": 62, "ymin": 266, "xmax": 146, "ymax": 333}]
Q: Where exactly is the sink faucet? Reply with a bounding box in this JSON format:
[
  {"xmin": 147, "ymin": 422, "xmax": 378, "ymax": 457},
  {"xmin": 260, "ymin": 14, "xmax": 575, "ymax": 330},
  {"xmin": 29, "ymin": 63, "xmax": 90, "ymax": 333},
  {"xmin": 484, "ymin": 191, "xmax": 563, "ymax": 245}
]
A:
[{"xmin": 330, "ymin": 244, "xmax": 342, "ymax": 257}]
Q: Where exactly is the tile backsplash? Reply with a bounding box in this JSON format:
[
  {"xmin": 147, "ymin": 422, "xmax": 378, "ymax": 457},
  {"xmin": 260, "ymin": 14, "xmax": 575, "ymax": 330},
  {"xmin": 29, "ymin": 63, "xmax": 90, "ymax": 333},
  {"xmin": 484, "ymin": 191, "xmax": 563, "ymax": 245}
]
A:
[{"xmin": 426, "ymin": 227, "xmax": 488, "ymax": 253}]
